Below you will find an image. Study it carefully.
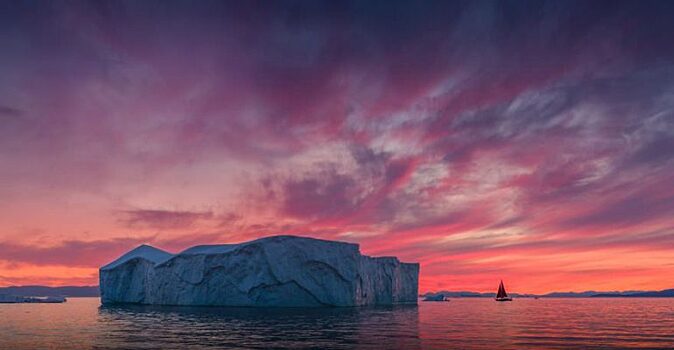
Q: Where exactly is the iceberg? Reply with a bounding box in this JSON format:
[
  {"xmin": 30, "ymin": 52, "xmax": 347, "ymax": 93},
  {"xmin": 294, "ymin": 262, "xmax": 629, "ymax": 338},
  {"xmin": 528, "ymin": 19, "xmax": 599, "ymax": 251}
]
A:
[{"xmin": 100, "ymin": 235, "xmax": 419, "ymax": 307}]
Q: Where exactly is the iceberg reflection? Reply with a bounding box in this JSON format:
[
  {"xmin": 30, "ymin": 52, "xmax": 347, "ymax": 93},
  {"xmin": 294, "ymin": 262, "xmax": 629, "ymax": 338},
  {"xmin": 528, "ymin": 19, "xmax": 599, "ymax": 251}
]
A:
[{"xmin": 96, "ymin": 304, "xmax": 420, "ymax": 349}]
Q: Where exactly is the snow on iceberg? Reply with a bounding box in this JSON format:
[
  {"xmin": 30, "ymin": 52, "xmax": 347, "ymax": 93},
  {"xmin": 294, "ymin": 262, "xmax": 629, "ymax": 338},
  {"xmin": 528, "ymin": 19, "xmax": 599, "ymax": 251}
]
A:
[{"xmin": 100, "ymin": 235, "xmax": 419, "ymax": 307}]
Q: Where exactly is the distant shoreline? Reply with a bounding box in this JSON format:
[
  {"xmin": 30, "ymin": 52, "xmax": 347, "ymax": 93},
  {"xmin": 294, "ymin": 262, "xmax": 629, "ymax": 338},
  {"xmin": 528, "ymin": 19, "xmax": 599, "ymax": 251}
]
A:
[
  {"xmin": 421, "ymin": 288, "xmax": 674, "ymax": 299},
  {"xmin": 0, "ymin": 286, "xmax": 99, "ymax": 298},
  {"xmin": 2, "ymin": 286, "xmax": 673, "ymax": 299}
]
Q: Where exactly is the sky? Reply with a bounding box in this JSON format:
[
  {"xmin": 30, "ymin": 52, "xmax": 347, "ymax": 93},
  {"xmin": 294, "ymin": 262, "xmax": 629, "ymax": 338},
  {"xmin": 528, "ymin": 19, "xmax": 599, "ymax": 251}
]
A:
[{"xmin": 1, "ymin": 0, "xmax": 673, "ymax": 294}]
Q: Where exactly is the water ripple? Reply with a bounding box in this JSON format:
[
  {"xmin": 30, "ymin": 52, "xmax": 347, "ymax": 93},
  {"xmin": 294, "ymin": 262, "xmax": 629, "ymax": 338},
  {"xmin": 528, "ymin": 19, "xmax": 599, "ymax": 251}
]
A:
[{"xmin": 1, "ymin": 298, "xmax": 673, "ymax": 349}]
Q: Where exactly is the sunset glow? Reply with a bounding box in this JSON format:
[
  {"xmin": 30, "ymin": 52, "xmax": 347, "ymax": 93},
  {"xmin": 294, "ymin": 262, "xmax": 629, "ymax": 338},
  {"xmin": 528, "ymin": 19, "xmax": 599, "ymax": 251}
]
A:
[{"xmin": 1, "ymin": 1, "xmax": 673, "ymax": 294}]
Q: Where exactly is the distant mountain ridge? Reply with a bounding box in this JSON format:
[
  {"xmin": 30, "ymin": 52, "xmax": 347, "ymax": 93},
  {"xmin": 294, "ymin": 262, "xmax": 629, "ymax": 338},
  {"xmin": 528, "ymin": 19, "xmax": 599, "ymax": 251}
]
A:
[
  {"xmin": 591, "ymin": 289, "xmax": 674, "ymax": 298},
  {"xmin": 0, "ymin": 286, "xmax": 99, "ymax": 297},
  {"xmin": 422, "ymin": 288, "xmax": 674, "ymax": 298}
]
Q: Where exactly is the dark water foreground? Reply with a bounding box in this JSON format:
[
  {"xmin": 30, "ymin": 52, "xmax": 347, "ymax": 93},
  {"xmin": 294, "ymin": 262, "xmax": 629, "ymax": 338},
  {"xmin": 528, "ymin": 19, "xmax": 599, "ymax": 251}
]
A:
[{"xmin": 1, "ymin": 297, "xmax": 673, "ymax": 349}]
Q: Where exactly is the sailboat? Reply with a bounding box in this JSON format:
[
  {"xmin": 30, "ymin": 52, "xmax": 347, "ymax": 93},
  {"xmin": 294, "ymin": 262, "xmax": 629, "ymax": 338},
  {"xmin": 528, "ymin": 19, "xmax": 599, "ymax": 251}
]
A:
[{"xmin": 495, "ymin": 280, "xmax": 512, "ymax": 301}]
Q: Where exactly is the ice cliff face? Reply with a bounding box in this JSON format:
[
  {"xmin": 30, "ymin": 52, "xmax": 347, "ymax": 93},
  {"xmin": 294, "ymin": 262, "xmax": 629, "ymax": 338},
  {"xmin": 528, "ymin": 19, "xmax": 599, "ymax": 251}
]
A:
[{"xmin": 100, "ymin": 235, "xmax": 419, "ymax": 307}]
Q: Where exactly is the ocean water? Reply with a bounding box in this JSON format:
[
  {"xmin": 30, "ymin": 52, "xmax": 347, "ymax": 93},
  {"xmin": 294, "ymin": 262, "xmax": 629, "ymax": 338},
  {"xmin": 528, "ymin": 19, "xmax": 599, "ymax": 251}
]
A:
[{"xmin": 0, "ymin": 298, "xmax": 673, "ymax": 349}]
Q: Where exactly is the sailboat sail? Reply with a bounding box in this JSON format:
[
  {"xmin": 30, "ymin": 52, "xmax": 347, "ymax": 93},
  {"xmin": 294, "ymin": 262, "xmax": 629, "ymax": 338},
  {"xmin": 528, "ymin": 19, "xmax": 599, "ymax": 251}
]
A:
[{"xmin": 496, "ymin": 281, "xmax": 508, "ymax": 299}]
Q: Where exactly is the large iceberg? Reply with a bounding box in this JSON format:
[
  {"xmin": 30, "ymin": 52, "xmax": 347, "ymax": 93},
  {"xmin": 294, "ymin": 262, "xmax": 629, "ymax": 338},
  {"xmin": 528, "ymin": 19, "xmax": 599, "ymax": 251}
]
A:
[{"xmin": 99, "ymin": 235, "xmax": 419, "ymax": 307}]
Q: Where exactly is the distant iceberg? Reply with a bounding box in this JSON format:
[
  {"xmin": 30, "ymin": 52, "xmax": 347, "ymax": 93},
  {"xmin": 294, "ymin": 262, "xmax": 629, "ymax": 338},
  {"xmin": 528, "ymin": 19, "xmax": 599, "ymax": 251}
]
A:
[
  {"xmin": 422, "ymin": 294, "xmax": 449, "ymax": 302},
  {"xmin": 0, "ymin": 294, "xmax": 66, "ymax": 303},
  {"xmin": 99, "ymin": 235, "xmax": 419, "ymax": 307}
]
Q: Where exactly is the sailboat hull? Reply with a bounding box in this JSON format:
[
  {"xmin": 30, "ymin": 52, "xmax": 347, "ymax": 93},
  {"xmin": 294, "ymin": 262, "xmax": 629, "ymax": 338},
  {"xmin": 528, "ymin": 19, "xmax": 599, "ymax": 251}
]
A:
[{"xmin": 495, "ymin": 297, "xmax": 512, "ymax": 302}]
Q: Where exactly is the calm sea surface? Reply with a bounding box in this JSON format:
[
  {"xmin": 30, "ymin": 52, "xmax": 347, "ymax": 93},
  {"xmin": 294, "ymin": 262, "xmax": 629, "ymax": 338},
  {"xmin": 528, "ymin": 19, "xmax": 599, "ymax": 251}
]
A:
[{"xmin": 1, "ymin": 297, "xmax": 673, "ymax": 349}]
